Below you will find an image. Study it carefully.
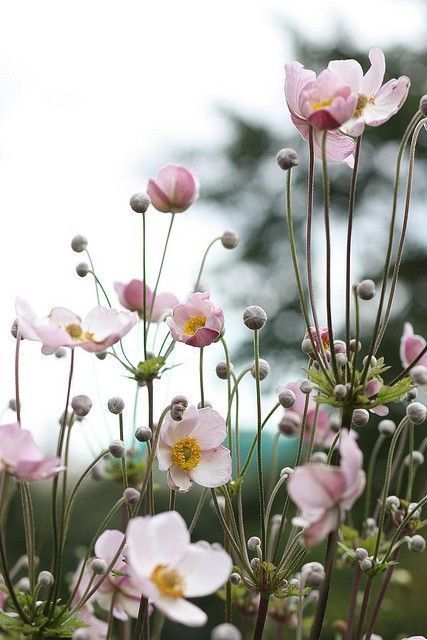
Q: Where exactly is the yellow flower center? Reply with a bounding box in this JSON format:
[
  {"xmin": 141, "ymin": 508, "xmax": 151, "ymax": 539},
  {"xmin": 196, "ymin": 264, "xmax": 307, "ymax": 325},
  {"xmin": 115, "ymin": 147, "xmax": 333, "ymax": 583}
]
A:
[
  {"xmin": 311, "ymin": 98, "xmax": 332, "ymax": 111},
  {"xmin": 151, "ymin": 564, "xmax": 185, "ymax": 598},
  {"xmin": 171, "ymin": 436, "xmax": 202, "ymax": 471},
  {"xmin": 354, "ymin": 93, "xmax": 374, "ymax": 118},
  {"xmin": 183, "ymin": 315, "xmax": 206, "ymax": 335},
  {"xmin": 66, "ymin": 323, "xmax": 93, "ymax": 341}
]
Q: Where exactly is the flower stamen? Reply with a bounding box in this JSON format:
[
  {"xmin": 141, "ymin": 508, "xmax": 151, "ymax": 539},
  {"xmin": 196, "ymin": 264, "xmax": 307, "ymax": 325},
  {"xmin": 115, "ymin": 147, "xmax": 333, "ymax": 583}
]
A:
[
  {"xmin": 151, "ymin": 564, "xmax": 185, "ymax": 598},
  {"xmin": 171, "ymin": 436, "xmax": 202, "ymax": 471},
  {"xmin": 183, "ymin": 315, "xmax": 206, "ymax": 335}
]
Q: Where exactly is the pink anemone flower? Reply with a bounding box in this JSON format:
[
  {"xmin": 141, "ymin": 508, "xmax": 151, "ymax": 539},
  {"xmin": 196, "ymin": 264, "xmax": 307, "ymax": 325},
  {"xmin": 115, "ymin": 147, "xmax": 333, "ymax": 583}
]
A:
[
  {"xmin": 363, "ymin": 378, "xmax": 388, "ymax": 416},
  {"xmin": 147, "ymin": 164, "xmax": 199, "ymax": 213},
  {"xmin": 126, "ymin": 511, "xmax": 232, "ymax": 626},
  {"xmin": 166, "ymin": 292, "xmax": 224, "ymax": 348},
  {"xmin": 278, "ymin": 381, "xmax": 335, "ymax": 447},
  {"xmin": 0, "ymin": 423, "xmax": 63, "ymax": 481},
  {"xmin": 288, "ymin": 430, "xmax": 365, "ymax": 547},
  {"xmin": 114, "ymin": 279, "xmax": 178, "ymax": 322},
  {"xmin": 157, "ymin": 405, "xmax": 232, "ymax": 492},
  {"xmin": 400, "ymin": 322, "xmax": 427, "ymax": 370},
  {"xmin": 285, "ymin": 62, "xmax": 356, "ymax": 165},
  {"xmin": 16, "ymin": 297, "xmax": 138, "ymax": 355},
  {"xmin": 328, "ymin": 47, "xmax": 410, "ymax": 136}
]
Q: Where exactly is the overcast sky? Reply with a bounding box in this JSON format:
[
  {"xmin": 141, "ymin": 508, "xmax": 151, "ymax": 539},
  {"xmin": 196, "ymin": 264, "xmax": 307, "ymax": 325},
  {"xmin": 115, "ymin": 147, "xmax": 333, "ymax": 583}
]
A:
[{"xmin": 1, "ymin": 0, "xmax": 426, "ymax": 459}]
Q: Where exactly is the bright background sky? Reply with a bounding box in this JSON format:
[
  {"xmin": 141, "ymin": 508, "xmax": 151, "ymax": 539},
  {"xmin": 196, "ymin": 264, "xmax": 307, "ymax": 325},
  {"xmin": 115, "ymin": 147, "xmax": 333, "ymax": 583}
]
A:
[{"xmin": 1, "ymin": 0, "xmax": 426, "ymax": 460}]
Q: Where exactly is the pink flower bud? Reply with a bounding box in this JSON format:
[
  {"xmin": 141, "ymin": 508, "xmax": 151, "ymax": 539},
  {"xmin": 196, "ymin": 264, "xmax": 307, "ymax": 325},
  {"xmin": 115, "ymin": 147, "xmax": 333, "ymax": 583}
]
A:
[{"xmin": 147, "ymin": 164, "xmax": 199, "ymax": 213}]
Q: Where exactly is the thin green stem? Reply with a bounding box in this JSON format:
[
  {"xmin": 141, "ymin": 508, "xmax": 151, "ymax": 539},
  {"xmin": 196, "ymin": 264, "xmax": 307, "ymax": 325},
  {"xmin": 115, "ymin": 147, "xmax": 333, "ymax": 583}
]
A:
[
  {"xmin": 199, "ymin": 347, "xmax": 205, "ymax": 408},
  {"xmin": 142, "ymin": 212, "xmax": 148, "ymax": 360},
  {"xmin": 148, "ymin": 213, "xmax": 175, "ymax": 322},
  {"xmin": 253, "ymin": 330, "xmax": 266, "ymax": 556},
  {"xmin": 364, "ymin": 434, "xmax": 385, "ymax": 521},
  {"xmin": 406, "ymin": 421, "xmax": 415, "ymax": 501},
  {"xmin": 194, "ymin": 237, "xmax": 221, "ymax": 291},
  {"xmin": 345, "ymin": 135, "xmax": 362, "ymax": 356}
]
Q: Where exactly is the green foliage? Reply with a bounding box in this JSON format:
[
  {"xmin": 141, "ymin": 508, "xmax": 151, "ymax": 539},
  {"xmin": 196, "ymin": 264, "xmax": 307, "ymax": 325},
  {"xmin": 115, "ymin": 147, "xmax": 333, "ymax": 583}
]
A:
[{"xmin": 0, "ymin": 596, "xmax": 86, "ymax": 638}]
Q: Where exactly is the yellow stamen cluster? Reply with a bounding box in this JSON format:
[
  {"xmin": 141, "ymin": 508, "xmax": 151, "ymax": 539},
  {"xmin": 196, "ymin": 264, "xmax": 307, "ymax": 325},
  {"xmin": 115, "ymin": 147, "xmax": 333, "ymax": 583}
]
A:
[
  {"xmin": 183, "ymin": 315, "xmax": 206, "ymax": 335},
  {"xmin": 151, "ymin": 564, "xmax": 185, "ymax": 598},
  {"xmin": 65, "ymin": 323, "xmax": 93, "ymax": 342},
  {"xmin": 171, "ymin": 436, "xmax": 202, "ymax": 471},
  {"xmin": 354, "ymin": 93, "xmax": 373, "ymax": 118},
  {"xmin": 311, "ymin": 98, "xmax": 332, "ymax": 111}
]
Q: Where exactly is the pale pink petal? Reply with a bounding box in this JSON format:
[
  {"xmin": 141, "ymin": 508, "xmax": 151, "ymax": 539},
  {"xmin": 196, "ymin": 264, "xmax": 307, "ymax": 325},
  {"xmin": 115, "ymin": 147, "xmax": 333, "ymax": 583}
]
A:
[
  {"xmin": 147, "ymin": 179, "xmax": 172, "ymax": 212},
  {"xmin": 48, "ymin": 307, "xmax": 82, "ymax": 328},
  {"xmin": 190, "ymin": 407, "xmax": 227, "ymax": 449},
  {"xmin": 151, "ymin": 292, "xmax": 179, "ymax": 323},
  {"xmin": 284, "ymin": 62, "xmax": 316, "ymax": 117},
  {"xmin": 168, "ymin": 465, "xmax": 193, "ymax": 492},
  {"xmin": 339, "ymin": 430, "xmax": 366, "ymax": 509},
  {"xmin": 327, "ymin": 58, "xmax": 363, "ymax": 91},
  {"xmin": 288, "ymin": 465, "xmax": 346, "ymax": 513},
  {"xmin": 371, "ymin": 404, "xmax": 389, "ymax": 417},
  {"xmin": 174, "ymin": 544, "xmax": 232, "ymax": 597},
  {"xmin": 297, "ymin": 508, "xmax": 340, "ymax": 547},
  {"xmin": 312, "ymin": 129, "xmax": 355, "ymax": 165},
  {"xmin": 154, "ymin": 595, "xmax": 207, "ymax": 627},
  {"xmin": 157, "ymin": 438, "xmax": 173, "ymax": 471},
  {"xmin": 189, "ymin": 446, "xmax": 232, "ymax": 488},
  {"xmin": 185, "ymin": 327, "xmax": 219, "ymax": 347},
  {"xmin": 160, "ymin": 406, "xmax": 200, "ymax": 446},
  {"xmin": 364, "ymin": 378, "xmax": 382, "ymax": 397},
  {"xmin": 400, "ymin": 322, "xmax": 427, "ymax": 368},
  {"xmin": 94, "ymin": 530, "xmax": 125, "ymax": 567},
  {"xmin": 148, "ymin": 164, "xmax": 199, "ymax": 214},
  {"xmin": 364, "ymin": 76, "xmax": 410, "ymax": 127},
  {"xmin": 362, "ymin": 47, "xmax": 386, "ymax": 96},
  {"xmin": 14, "ymin": 458, "xmax": 63, "ymax": 481}
]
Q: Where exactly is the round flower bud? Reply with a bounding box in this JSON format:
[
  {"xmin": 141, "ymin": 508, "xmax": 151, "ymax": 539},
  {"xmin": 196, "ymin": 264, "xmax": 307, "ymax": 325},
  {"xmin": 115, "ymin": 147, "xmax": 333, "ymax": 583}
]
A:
[
  {"xmin": 419, "ymin": 95, "xmax": 427, "ymax": 116},
  {"xmin": 410, "ymin": 365, "xmax": 427, "ymax": 385},
  {"xmin": 230, "ymin": 572, "xmax": 241, "ymax": 585},
  {"xmin": 404, "ymin": 450, "xmax": 424, "ymax": 466},
  {"xmin": 251, "ymin": 359, "xmax": 270, "ymax": 381},
  {"xmin": 73, "ymin": 631, "xmax": 91, "ymax": 640},
  {"xmin": 301, "ymin": 337, "xmax": 313, "ymax": 354},
  {"xmin": 8, "ymin": 398, "xmax": 17, "ymax": 412},
  {"xmin": 109, "ymin": 439, "xmax": 126, "ymax": 458},
  {"xmin": 276, "ymin": 148, "xmax": 299, "ymax": 171},
  {"xmin": 329, "ymin": 414, "xmax": 341, "ymax": 433},
  {"xmin": 91, "ymin": 558, "xmax": 108, "ymax": 575},
  {"xmin": 302, "ymin": 562, "xmax": 325, "ymax": 587},
  {"xmin": 334, "ymin": 384, "xmax": 347, "ymax": 399},
  {"xmin": 171, "ymin": 405, "xmax": 185, "ymax": 421},
  {"xmin": 278, "ymin": 414, "xmax": 299, "ymax": 436},
  {"xmin": 96, "ymin": 351, "xmax": 107, "ymax": 360},
  {"xmin": 123, "ymin": 487, "xmax": 140, "ymax": 505},
  {"xmin": 37, "ymin": 570, "xmax": 54, "ymax": 587},
  {"xmin": 406, "ymin": 401, "xmax": 426, "ymax": 424},
  {"xmin": 54, "ymin": 347, "xmax": 67, "ymax": 359},
  {"xmin": 108, "ymin": 397, "xmax": 125, "ymax": 415},
  {"xmin": 409, "ymin": 534, "xmax": 426, "ymax": 552},
  {"xmin": 407, "ymin": 388, "xmax": 418, "ymax": 401},
  {"xmin": 130, "ymin": 192, "xmax": 151, "ymax": 214},
  {"xmin": 211, "ymin": 623, "xmax": 242, "ymax": 640},
  {"xmin": 359, "ymin": 557, "xmax": 372, "ymax": 572},
  {"xmin": 288, "ymin": 578, "xmax": 300, "ymax": 589},
  {"xmin": 216, "ymin": 361, "xmax": 233, "ymax": 379},
  {"xmin": 350, "ymin": 339, "xmax": 362, "ymax": 352},
  {"xmin": 135, "ymin": 427, "xmax": 152, "ymax": 443},
  {"xmin": 352, "ymin": 408, "xmax": 370, "ymax": 428},
  {"xmin": 362, "ymin": 355, "xmax": 377, "ymax": 368},
  {"xmin": 333, "ymin": 340, "xmax": 347, "ymax": 354},
  {"xmin": 355, "ymin": 548, "xmax": 368, "ymax": 561},
  {"xmin": 357, "ymin": 279, "xmax": 376, "ymax": 300},
  {"xmin": 300, "ymin": 380, "xmax": 314, "ymax": 395},
  {"xmin": 71, "ymin": 394, "xmax": 92, "ymax": 418},
  {"xmin": 365, "ymin": 518, "xmax": 378, "ymax": 535},
  {"xmin": 247, "ymin": 536, "xmax": 261, "ymax": 551},
  {"xmin": 250, "ymin": 557, "xmax": 260, "ymax": 569},
  {"xmin": 311, "ymin": 451, "xmax": 328, "ymax": 464},
  {"xmin": 243, "ymin": 306, "xmax": 267, "ymax": 331},
  {"xmin": 378, "ymin": 419, "xmax": 396, "ymax": 436},
  {"xmin": 385, "ymin": 495, "xmax": 400, "ymax": 511},
  {"xmin": 335, "ymin": 353, "xmax": 348, "ymax": 367},
  {"xmin": 197, "ymin": 400, "xmax": 212, "ymax": 409},
  {"xmin": 71, "ymin": 234, "xmax": 88, "ymax": 253},
  {"xmin": 76, "ymin": 262, "xmax": 90, "ymax": 278},
  {"xmin": 17, "ymin": 577, "xmax": 31, "ymax": 593},
  {"xmin": 408, "ymin": 502, "xmax": 422, "ymax": 519},
  {"xmin": 221, "ymin": 229, "xmax": 239, "ymax": 250},
  {"xmin": 332, "ymin": 621, "xmax": 348, "ymax": 633},
  {"xmin": 278, "ymin": 388, "xmax": 296, "ymax": 408},
  {"xmin": 171, "ymin": 395, "xmax": 188, "ymax": 408},
  {"xmin": 11, "ymin": 319, "xmax": 22, "ymax": 339},
  {"xmin": 280, "ymin": 466, "xmax": 294, "ymax": 479}
]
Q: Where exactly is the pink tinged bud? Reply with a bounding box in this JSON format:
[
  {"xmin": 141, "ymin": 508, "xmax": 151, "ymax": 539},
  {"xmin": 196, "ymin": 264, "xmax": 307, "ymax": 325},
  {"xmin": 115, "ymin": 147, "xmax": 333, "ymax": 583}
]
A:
[
  {"xmin": 364, "ymin": 378, "xmax": 381, "ymax": 398},
  {"xmin": 147, "ymin": 164, "xmax": 199, "ymax": 213},
  {"xmin": 0, "ymin": 423, "xmax": 64, "ymax": 481}
]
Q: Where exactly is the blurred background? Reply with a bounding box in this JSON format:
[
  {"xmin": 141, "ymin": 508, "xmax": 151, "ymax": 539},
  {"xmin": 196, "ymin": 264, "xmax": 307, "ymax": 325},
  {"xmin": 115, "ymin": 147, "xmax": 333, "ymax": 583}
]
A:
[{"xmin": 2, "ymin": 0, "xmax": 427, "ymax": 637}]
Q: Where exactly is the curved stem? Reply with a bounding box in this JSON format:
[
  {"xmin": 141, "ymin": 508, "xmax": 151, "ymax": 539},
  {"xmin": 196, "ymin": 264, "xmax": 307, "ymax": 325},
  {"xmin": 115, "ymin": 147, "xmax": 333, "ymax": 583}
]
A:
[
  {"xmin": 194, "ymin": 237, "xmax": 221, "ymax": 291},
  {"xmin": 148, "ymin": 213, "xmax": 175, "ymax": 322},
  {"xmin": 364, "ymin": 434, "xmax": 385, "ymax": 521}
]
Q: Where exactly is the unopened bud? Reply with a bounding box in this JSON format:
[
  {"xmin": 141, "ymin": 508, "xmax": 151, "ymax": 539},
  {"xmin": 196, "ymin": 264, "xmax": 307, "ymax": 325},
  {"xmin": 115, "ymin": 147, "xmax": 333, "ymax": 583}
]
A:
[
  {"xmin": 230, "ymin": 572, "xmax": 241, "ymax": 585},
  {"xmin": 385, "ymin": 496, "xmax": 400, "ymax": 511},
  {"xmin": 335, "ymin": 353, "xmax": 347, "ymax": 367},
  {"xmin": 301, "ymin": 337, "xmax": 313, "ymax": 354},
  {"xmin": 300, "ymin": 380, "xmax": 313, "ymax": 394},
  {"xmin": 407, "ymin": 388, "xmax": 418, "ymax": 401},
  {"xmin": 409, "ymin": 534, "xmax": 426, "ymax": 552},
  {"xmin": 123, "ymin": 487, "xmax": 140, "ymax": 505},
  {"xmin": 8, "ymin": 398, "xmax": 17, "ymax": 412},
  {"xmin": 17, "ymin": 577, "xmax": 31, "ymax": 593},
  {"xmin": 135, "ymin": 427, "xmax": 152, "ymax": 442},
  {"xmin": 350, "ymin": 339, "xmax": 361, "ymax": 352},
  {"xmin": 406, "ymin": 401, "xmax": 426, "ymax": 424},
  {"xmin": 91, "ymin": 558, "xmax": 108, "ymax": 575},
  {"xmin": 288, "ymin": 578, "xmax": 300, "ymax": 589},
  {"xmin": 108, "ymin": 397, "xmax": 125, "ymax": 414},
  {"xmin": 311, "ymin": 451, "xmax": 328, "ymax": 464},
  {"xmin": 419, "ymin": 95, "xmax": 427, "ymax": 116},
  {"xmin": 408, "ymin": 502, "xmax": 422, "ymax": 519},
  {"xmin": 276, "ymin": 148, "xmax": 299, "ymax": 171},
  {"xmin": 54, "ymin": 347, "xmax": 67, "ymax": 359},
  {"xmin": 355, "ymin": 548, "xmax": 368, "ymax": 561},
  {"xmin": 198, "ymin": 400, "xmax": 212, "ymax": 409},
  {"xmin": 278, "ymin": 388, "xmax": 296, "ymax": 408},
  {"xmin": 243, "ymin": 306, "xmax": 267, "ymax": 331},
  {"xmin": 404, "ymin": 450, "xmax": 424, "ymax": 466},
  {"xmin": 71, "ymin": 234, "xmax": 88, "ymax": 253},
  {"xmin": 109, "ymin": 440, "xmax": 125, "ymax": 458},
  {"xmin": 171, "ymin": 395, "xmax": 188, "ymax": 409},
  {"xmin": 251, "ymin": 359, "xmax": 270, "ymax": 380},
  {"xmin": 333, "ymin": 340, "xmax": 347, "ymax": 354},
  {"xmin": 211, "ymin": 623, "xmax": 242, "ymax": 640},
  {"xmin": 221, "ymin": 229, "xmax": 239, "ymax": 250},
  {"xmin": 37, "ymin": 570, "xmax": 54, "ymax": 587},
  {"xmin": 359, "ymin": 558, "xmax": 372, "ymax": 571},
  {"xmin": 280, "ymin": 466, "xmax": 294, "ymax": 478},
  {"xmin": 378, "ymin": 419, "xmax": 396, "ymax": 436},
  {"xmin": 278, "ymin": 413, "xmax": 299, "ymax": 436},
  {"xmin": 410, "ymin": 365, "xmax": 427, "ymax": 385},
  {"xmin": 302, "ymin": 562, "xmax": 325, "ymax": 587},
  {"xmin": 130, "ymin": 192, "xmax": 151, "ymax": 214},
  {"xmin": 247, "ymin": 536, "xmax": 261, "ymax": 551},
  {"xmin": 334, "ymin": 384, "xmax": 347, "ymax": 399},
  {"xmin": 71, "ymin": 394, "xmax": 92, "ymax": 418},
  {"xmin": 352, "ymin": 408, "xmax": 369, "ymax": 428},
  {"xmin": 11, "ymin": 319, "xmax": 23, "ymax": 339},
  {"xmin": 76, "ymin": 262, "xmax": 90, "ymax": 277},
  {"xmin": 216, "ymin": 361, "xmax": 233, "ymax": 379},
  {"xmin": 357, "ymin": 279, "xmax": 376, "ymax": 300},
  {"xmin": 362, "ymin": 355, "xmax": 377, "ymax": 368},
  {"xmin": 250, "ymin": 557, "xmax": 260, "ymax": 569},
  {"xmin": 365, "ymin": 518, "xmax": 377, "ymax": 535},
  {"xmin": 329, "ymin": 414, "xmax": 341, "ymax": 433}
]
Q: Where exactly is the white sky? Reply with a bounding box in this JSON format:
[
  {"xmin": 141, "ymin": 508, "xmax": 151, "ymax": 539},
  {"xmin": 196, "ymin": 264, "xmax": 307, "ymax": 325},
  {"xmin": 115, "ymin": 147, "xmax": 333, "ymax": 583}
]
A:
[{"xmin": 0, "ymin": 0, "xmax": 426, "ymax": 460}]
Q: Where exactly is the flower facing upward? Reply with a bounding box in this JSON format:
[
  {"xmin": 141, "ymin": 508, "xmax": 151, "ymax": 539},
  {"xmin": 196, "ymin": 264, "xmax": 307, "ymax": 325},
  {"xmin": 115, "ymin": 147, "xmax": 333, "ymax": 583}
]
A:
[
  {"xmin": 0, "ymin": 423, "xmax": 63, "ymax": 481},
  {"xmin": 328, "ymin": 47, "xmax": 410, "ymax": 136},
  {"xmin": 157, "ymin": 405, "xmax": 232, "ymax": 492},
  {"xmin": 147, "ymin": 164, "xmax": 199, "ymax": 213},
  {"xmin": 284, "ymin": 62, "xmax": 356, "ymax": 165},
  {"xmin": 166, "ymin": 292, "xmax": 224, "ymax": 347},
  {"xmin": 16, "ymin": 298, "xmax": 138, "ymax": 355},
  {"xmin": 278, "ymin": 381, "xmax": 335, "ymax": 447},
  {"xmin": 288, "ymin": 430, "xmax": 365, "ymax": 547},
  {"xmin": 114, "ymin": 280, "xmax": 178, "ymax": 322},
  {"xmin": 126, "ymin": 511, "xmax": 232, "ymax": 626}
]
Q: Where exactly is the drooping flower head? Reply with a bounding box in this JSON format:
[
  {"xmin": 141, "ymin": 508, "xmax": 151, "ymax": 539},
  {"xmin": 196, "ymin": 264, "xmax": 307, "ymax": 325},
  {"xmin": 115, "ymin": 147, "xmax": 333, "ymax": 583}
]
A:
[
  {"xmin": 147, "ymin": 164, "xmax": 199, "ymax": 214},
  {"xmin": 328, "ymin": 47, "xmax": 410, "ymax": 136},
  {"xmin": 16, "ymin": 298, "xmax": 138, "ymax": 355},
  {"xmin": 278, "ymin": 381, "xmax": 335, "ymax": 447},
  {"xmin": 166, "ymin": 292, "xmax": 224, "ymax": 348},
  {"xmin": 288, "ymin": 430, "xmax": 365, "ymax": 546},
  {"xmin": 114, "ymin": 280, "xmax": 178, "ymax": 322},
  {"xmin": 157, "ymin": 405, "xmax": 232, "ymax": 492},
  {"xmin": 284, "ymin": 62, "xmax": 356, "ymax": 165},
  {"xmin": 0, "ymin": 423, "xmax": 63, "ymax": 481},
  {"xmin": 126, "ymin": 511, "xmax": 232, "ymax": 626}
]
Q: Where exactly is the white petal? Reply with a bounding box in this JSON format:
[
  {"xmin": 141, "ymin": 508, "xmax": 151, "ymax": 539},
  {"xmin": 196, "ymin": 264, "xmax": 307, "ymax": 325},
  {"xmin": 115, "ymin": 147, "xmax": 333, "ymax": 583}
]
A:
[
  {"xmin": 189, "ymin": 447, "xmax": 232, "ymax": 488},
  {"xmin": 175, "ymin": 545, "xmax": 232, "ymax": 597},
  {"xmin": 155, "ymin": 596, "xmax": 207, "ymax": 627}
]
